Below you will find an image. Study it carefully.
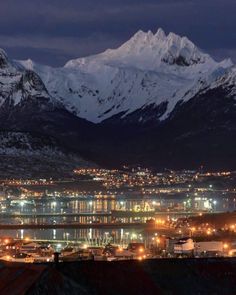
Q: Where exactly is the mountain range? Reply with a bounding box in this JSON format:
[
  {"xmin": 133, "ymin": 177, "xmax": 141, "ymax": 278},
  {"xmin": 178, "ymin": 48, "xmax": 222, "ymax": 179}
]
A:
[{"xmin": 0, "ymin": 28, "xmax": 236, "ymax": 175}]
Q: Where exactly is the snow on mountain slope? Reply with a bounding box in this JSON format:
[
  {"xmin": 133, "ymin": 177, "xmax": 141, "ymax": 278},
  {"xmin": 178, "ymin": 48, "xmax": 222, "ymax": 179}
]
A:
[
  {"xmin": 207, "ymin": 65, "xmax": 236, "ymax": 95},
  {"xmin": 0, "ymin": 49, "xmax": 58, "ymax": 111},
  {"xmin": 18, "ymin": 29, "xmax": 233, "ymax": 123}
]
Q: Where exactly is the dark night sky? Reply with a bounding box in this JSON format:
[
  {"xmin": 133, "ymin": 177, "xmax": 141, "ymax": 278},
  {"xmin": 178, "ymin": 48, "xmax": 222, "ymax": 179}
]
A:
[{"xmin": 0, "ymin": 0, "xmax": 236, "ymax": 66}]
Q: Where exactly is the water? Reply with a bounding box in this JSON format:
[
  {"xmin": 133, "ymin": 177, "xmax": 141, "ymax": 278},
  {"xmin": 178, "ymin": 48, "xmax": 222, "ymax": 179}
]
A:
[
  {"xmin": 0, "ymin": 196, "xmax": 161, "ymax": 243},
  {"xmin": 0, "ymin": 193, "xmax": 234, "ymax": 242}
]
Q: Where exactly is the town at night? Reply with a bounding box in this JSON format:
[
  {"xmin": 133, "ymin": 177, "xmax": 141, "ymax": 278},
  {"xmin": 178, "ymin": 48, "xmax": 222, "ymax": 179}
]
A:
[
  {"xmin": 0, "ymin": 169, "xmax": 236, "ymax": 260},
  {"xmin": 0, "ymin": 0, "xmax": 236, "ymax": 294}
]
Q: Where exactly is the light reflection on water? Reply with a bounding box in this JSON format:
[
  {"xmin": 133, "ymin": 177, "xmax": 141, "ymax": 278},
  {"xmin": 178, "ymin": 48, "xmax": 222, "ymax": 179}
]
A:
[
  {"xmin": 0, "ymin": 194, "xmax": 235, "ymax": 242},
  {"xmin": 2, "ymin": 228, "xmax": 146, "ymax": 246}
]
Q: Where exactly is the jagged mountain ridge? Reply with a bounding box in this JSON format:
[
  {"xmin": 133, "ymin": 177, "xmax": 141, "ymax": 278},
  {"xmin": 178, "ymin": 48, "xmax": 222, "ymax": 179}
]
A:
[
  {"xmin": 0, "ymin": 29, "xmax": 235, "ymax": 170},
  {"xmin": 18, "ymin": 28, "xmax": 233, "ymax": 124}
]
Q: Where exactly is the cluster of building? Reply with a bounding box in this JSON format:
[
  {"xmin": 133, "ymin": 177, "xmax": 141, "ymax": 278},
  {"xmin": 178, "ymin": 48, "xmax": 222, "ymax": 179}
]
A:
[
  {"xmin": 61, "ymin": 242, "xmax": 151, "ymax": 262},
  {"xmin": 0, "ymin": 237, "xmax": 54, "ymax": 263},
  {"xmin": 47, "ymin": 237, "xmax": 236, "ymax": 261},
  {"xmin": 0, "ymin": 231, "xmax": 236, "ymax": 264},
  {"xmin": 0, "ymin": 179, "xmax": 53, "ymax": 186},
  {"xmin": 166, "ymin": 237, "xmax": 232, "ymax": 257},
  {"xmin": 73, "ymin": 168, "xmax": 198, "ymax": 189}
]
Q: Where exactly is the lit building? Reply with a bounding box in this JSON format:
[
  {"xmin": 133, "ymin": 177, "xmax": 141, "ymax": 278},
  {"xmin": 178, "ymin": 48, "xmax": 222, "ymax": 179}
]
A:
[{"xmin": 174, "ymin": 238, "xmax": 194, "ymax": 255}]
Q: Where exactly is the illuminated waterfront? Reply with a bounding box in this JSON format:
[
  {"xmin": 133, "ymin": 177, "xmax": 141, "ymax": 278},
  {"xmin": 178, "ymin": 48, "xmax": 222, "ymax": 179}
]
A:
[
  {"xmin": 0, "ymin": 189, "xmax": 235, "ymax": 242},
  {"xmin": 0, "ymin": 169, "xmax": 235, "ymax": 263},
  {"xmin": 0, "ymin": 195, "xmax": 181, "ymax": 242}
]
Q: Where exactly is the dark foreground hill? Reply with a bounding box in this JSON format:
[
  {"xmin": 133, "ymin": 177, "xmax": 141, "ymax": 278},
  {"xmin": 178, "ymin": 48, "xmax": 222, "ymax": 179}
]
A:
[{"xmin": 1, "ymin": 258, "xmax": 236, "ymax": 294}]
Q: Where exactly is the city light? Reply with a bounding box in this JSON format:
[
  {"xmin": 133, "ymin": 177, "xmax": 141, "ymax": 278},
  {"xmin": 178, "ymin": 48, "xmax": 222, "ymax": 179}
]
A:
[
  {"xmin": 0, "ymin": 168, "xmax": 234, "ymax": 265},
  {"xmin": 223, "ymin": 243, "xmax": 229, "ymax": 250}
]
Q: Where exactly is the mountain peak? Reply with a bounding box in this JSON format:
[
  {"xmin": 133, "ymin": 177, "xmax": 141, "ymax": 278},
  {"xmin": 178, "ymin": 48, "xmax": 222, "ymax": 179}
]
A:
[
  {"xmin": 155, "ymin": 28, "xmax": 166, "ymax": 40},
  {"xmin": 63, "ymin": 28, "xmax": 233, "ymax": 76},
  {"xmin": 94, "ymin": 28, "xmax": 215, "ymax": 70},
  {"xmin": 135, "ymin": 29, "xmax": 154, "ymax": 37}
]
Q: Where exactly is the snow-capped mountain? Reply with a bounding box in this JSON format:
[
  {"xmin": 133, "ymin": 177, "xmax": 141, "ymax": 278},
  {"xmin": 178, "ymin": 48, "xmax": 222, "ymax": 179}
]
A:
[
  {"xmin": 0, "ymin": 49, "xmax": 94, "ymax": 176},
  {"xmin": 0, "ymin": 28, "xmax": 235, "ymax": 171},
  {"xmin": 19, "ymin": 28, "xmax": 234, "ymax": 124},
  {"xmin": 0, "ymin": 48, "xmax": 57, "ymax": 111}
]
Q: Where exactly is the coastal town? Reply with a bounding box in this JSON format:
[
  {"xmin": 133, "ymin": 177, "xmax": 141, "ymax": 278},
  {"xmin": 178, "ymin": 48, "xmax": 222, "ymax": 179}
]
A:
[{"xmin": 0, "ymin": 168, "xmax": 235, "ymax": 264}]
